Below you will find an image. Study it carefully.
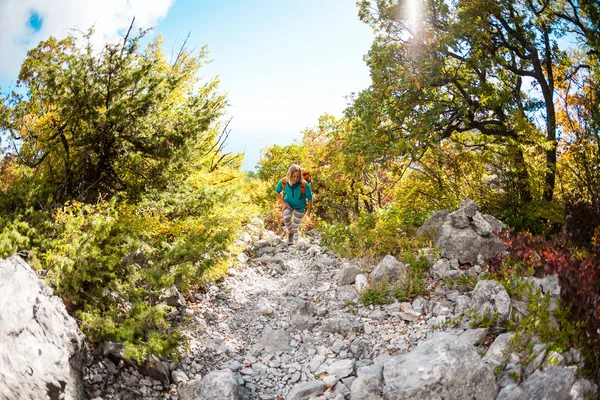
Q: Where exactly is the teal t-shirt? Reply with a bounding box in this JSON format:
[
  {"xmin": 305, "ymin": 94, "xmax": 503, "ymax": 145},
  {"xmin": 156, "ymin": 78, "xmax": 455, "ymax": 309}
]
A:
[{"xmin": 275, "ymin": 179, "xmax": 313, "ymax": 211}]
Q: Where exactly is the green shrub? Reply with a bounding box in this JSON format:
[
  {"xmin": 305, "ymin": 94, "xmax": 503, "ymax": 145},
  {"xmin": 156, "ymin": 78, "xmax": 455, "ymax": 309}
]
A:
[
  {"xmin": 359, "ymin": 254, "xmax": 431, "ymax": 305},
  {"xmin": 0, "ymin": 218, "xmax": 33, "ymax": 259},
  {"xmin": 320, "ymin": 207, "xmax": 432, "ymax": 259},
  {"xmin": 0, "ymin": 208, "xmax": 53, "ymax": 269},
  {"xmin": 491, "ymin": 199, "xmax": 564, "ymax": 237},
  {"xmin": 467, "ymin": 309, "xmax": 499, "ymax": 329},
  {"xmin": 446, "ymin": 273, "xmax": 487, "ymax": 291},
  {"xmin": 41, "ymin": 199, "xmax": 180, "ymax": 361},
  {"xmin": 344, "ymin": 300, "xmax": 359, "ymax": 315},
  {"xmin": 360, "ymin": 280, "xmax": 394, "ymax": 306},
  {"xmin": 35, "ymin": 163, "xmax": 255, "ymax": 362},
  {"xmin": 393, "ymin": 254, "xmax": 430, "ymax": 301}
]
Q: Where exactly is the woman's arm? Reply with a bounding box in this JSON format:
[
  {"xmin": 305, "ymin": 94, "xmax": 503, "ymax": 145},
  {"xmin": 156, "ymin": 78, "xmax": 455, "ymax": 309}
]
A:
[{"xmin": 277, "ymin": 192, "xmax": 288, "ymax": 211}]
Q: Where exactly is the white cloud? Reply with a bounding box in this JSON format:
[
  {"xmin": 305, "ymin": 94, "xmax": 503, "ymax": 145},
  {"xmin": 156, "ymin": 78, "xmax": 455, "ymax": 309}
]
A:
[{"xmin": 0, "ymin": 0, "xmax": 174, "ymax": 76}]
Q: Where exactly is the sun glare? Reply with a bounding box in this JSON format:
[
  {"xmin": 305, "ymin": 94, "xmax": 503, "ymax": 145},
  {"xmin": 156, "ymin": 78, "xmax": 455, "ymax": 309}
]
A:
[{"xmin": 405, "ymin": 0, "xmax": 422, "ymax": 32}]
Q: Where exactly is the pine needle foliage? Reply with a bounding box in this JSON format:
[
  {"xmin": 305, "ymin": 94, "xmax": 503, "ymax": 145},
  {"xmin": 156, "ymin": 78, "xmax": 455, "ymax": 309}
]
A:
[{"xmin": 0, "ymin": 27, "xmax": 260, "ymax": 362}]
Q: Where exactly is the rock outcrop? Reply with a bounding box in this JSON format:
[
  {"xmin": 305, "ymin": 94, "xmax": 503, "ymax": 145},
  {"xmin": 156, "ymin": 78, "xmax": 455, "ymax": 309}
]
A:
[
  {"xmin": 421, "ymin": 199, "xmax": 506, "ymax": 265},
  {"xmin": 0, "ymin": 256, "xmax": 88, "ymax": 400},
  {"xmin": 370, "ymin": 255, "xmax": 406, "ymax": 283},
  {"xmin": 383, "ymin": 333, "xmax": 498, "ymax": 399}
]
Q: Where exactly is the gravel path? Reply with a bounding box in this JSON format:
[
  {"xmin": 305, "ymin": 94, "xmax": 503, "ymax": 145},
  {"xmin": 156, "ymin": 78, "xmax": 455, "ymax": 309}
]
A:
[{"xmin": 84, "ymin": 229, "xmax": 483, "ymax": 400}]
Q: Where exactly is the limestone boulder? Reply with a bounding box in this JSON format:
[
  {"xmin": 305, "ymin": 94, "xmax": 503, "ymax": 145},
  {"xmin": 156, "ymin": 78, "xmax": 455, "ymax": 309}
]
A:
[
  {"xmin": 0, "ymin": 256, "xmax": 89, "ymax": 400},
  {"xmin": 370, "ymin": 255, "xmax": 406, "ymax": 284},
  {"xmin": 419, "ymin": 200, "xmax": 506, "ymax": 265},
  {"xmin": 178, "ymin": 370, "xmax": 246, "ymax": 400},
  {"xmin": 496, "ymin": 366, "xmax": 576, "ymax": 400},
  {"xmin": 350, "ymin": 365, "xmax": 383, "ymax": 400},
  {"xmin": 416, "ymin": 210, "xmax": 450, "ymax": 238},
  {"xmin": 469, "ymin": 280, "xmax": 511, "ymax": 324},
  {"xmin": 436, "ymin": 222, "xmax": 505, "ymax": 265},
  {"xmin": 287, "ymin": 381, "xmax": 327, "ymax": 400},
  {"xmin": 381, "ymin": 333, "xmax": 498, "ymax": 400}
]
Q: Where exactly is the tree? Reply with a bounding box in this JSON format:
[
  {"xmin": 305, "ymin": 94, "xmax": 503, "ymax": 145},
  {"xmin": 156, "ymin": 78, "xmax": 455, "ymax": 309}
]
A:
[
  {"xmin": 0, "ymin": 25, "xmax": 254, "ymax": 362},
  {"xmin": 353, "ymin": 0, "xmax": 600, "ymax": 203},
  {"xmin": 556, "ymin": 51, "xmax": 600, "ymax": 205},
  {"xmin": 256, "ymin": 143, "xmax": 308, "ymax": 186},
  {"xmin": 301, "ymin": 114, "xmax": 397, "ymax": 221},
  {"xmin": 0, "ymin": 24, "xmax": 225, "ymax": 205}
]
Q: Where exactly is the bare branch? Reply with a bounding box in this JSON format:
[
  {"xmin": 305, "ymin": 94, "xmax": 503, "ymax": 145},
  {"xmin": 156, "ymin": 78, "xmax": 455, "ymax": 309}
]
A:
[
  {"xmin": 119, "ymin": 17, "xmax": 136, "ymax": 58},
  {"xmin": 203, "ymin": 118, "xmax": 232, "ymax": 157},
  {"xmin": 172, "ymin": 31, "xmax": 191, "ymax": 68}
]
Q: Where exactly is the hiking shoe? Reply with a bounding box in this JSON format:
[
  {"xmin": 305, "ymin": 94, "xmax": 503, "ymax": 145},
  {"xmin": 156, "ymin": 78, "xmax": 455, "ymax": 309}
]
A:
[{"xmin": 287, "ymin": 233, "xmax": 294, "ymax": 245}]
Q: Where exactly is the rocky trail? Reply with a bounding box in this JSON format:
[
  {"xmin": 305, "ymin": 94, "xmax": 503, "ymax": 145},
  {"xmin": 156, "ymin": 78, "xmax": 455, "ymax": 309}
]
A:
[
  {"xmin": 82, "ymin": 214, "xmax": 598, "ymax": 400},
  {"xmin": 2, "ymin": 200, "xmax": 598, "ymax": 400}
]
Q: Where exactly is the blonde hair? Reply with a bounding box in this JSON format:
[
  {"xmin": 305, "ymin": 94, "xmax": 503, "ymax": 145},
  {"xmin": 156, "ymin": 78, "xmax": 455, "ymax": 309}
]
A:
[{"xmin": 286, "ymin": 164, "xmax": 304, "ymax": 183}]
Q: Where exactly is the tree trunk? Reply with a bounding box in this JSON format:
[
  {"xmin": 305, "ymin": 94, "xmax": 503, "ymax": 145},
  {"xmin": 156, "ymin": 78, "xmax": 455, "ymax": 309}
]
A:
[
  {"xmin": 538, "ymin": 30, "xmax": 557, "ymax": 202},
  {"xmin": 513, "ymin": 146, "xmax": 533, "ymax": 204}
]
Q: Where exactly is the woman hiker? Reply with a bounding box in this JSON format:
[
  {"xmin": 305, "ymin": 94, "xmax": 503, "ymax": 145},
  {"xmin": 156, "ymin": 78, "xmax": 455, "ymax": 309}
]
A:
[{"xmin": 275, "ymin": 164, "xmax": 313, "ymax": 245}]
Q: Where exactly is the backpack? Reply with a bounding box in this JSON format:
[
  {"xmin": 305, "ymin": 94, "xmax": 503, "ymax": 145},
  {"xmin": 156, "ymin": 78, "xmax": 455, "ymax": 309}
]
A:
[{"xmin": 282, "ymin": 168, "xmax": 311, "ymax": 196}]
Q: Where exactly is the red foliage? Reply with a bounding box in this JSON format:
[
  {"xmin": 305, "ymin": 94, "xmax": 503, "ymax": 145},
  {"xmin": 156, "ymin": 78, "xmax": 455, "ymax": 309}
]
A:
[{"xmin": 495, "ymin": 231, "xmax": 600, "ymax": 348}]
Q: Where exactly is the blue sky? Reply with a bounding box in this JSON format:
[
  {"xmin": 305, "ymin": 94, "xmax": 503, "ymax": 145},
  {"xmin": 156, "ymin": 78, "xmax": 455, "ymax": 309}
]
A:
[{"xmin": 0, "ymin": 0, "xmax": 374, "ymax": 170}]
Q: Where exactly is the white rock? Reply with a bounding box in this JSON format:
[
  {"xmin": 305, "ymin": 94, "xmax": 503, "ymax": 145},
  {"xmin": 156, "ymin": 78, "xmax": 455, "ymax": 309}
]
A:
[
  {"xmin": 326, "ymin": 359, "xmax": 355, "ymax": 379},
  {"xmin": 355, "ymin": 274, "xmax": 368, "ymax": 292}
]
